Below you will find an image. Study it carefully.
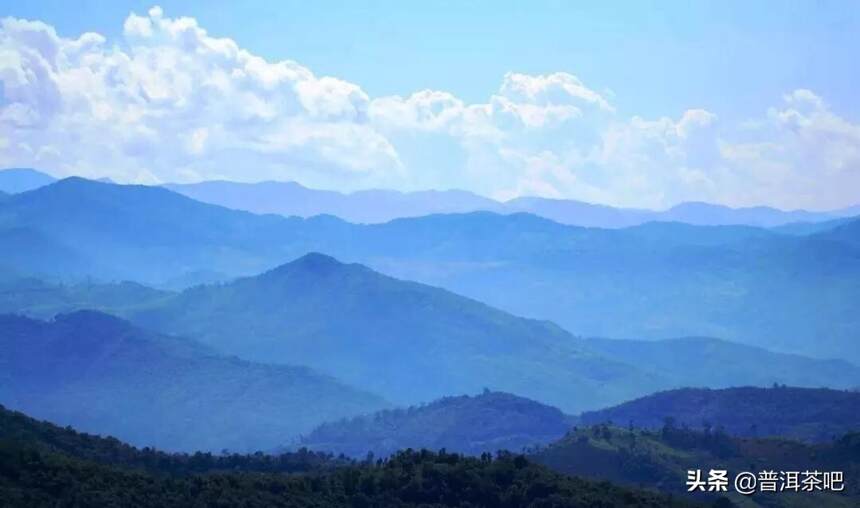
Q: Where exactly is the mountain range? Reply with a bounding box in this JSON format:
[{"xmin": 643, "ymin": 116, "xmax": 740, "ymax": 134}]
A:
[
  {"xmin": 3, "ymin": 168, "xmax": 857, "ymax": 228},
  {"xmin": 0, "ymin": 311, "xmax": 387, "ymax": 451},
  {"xmin": 166, "ymin": 178, "xmax": 860, "ymax": 227},
  {"xmin": 2, "ymin": 175, "xmax": 860, "ymax": 364},
  {"xmin": 2, "ymin": 253, "xmax": 858, "ymax": 417},
  {"xmin": 78, "ymin": 252, "xmax": 670, "ymax": 413},
  {"xmin": 1, "ymin": 168, "xmax": 858, "ymax": 505}
]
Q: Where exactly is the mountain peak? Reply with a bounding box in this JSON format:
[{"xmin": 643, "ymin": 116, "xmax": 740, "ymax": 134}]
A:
[
  {"xmin": 262, "ymin": 253, "xmax": 350, "ymax": 280},
  {"xmin": 292, "ymin": 252, "xmax": 343, "ymax": 268}
]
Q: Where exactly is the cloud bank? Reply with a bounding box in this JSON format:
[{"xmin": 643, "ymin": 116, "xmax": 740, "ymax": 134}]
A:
[{"xmin": 1, "ymin": 7, "xmax": 858, "ymax": 209}]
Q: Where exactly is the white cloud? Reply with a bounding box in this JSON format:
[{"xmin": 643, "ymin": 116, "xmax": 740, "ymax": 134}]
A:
[
  {"xmin": 0, "ymin": 8, "xmax": 858, "ymax": 209},
  {"xmin": 717, "ymin": 90, "xmax": 860, "ymax": 209},
  {"xmin": 0, "ymin": 8, "xmax": 399, "ymax": 187}
]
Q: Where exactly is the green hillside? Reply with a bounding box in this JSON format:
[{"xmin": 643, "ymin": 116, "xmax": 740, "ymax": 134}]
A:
[{"xmin": 533, "ymin": 424, "xmax": 860, "ymax": 507}]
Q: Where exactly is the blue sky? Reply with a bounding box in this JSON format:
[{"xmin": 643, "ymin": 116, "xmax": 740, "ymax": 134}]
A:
[{"xmin": 1, "ymin": 1, "xmax": 858, "ymax": 209}]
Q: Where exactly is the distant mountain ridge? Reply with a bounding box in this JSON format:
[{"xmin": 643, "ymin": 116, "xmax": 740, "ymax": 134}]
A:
[
  {"xmin": 4, "ymin": 168, "xmax": 855, "ymax": 227},
  {"xmin": 0, "ymin": 177, "xmax": 300, "ymax": 282},
  {"xmin": 164, "ymin": 180, "xmax": 502, "ymax": 224},
  {"xmin": 583, "ymin": 336, "xmax": 860, "ymax": 390},
  {"xmin": 167, "ymin": 178, "xmax": 858, "ymax": 227},
  {"xmin": 0, "ymin": 311, "xmax": 388, "ymax": 451},
  {"xmin": 580, "ymin": 386, "xmax": 860, "ymax": 443}
]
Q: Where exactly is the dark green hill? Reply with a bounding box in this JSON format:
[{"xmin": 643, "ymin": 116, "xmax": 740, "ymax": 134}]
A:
[
  {"xmin": 0, "ymin": 311, "xmax": 387, "ymax": 452},
  {"xmin": 0, "ymin": 405, "xmax": 698, "ymax": 508},
  {"xmin": 127, "ymin": 253, "xmax": 664, "ymax": 413},
  {"xmin": 301, "ymin": 391, "xmax": 575, "ymax": 458},
  {"xmin": 533, "ymin": 424, "xmax": 860, "ymax": 507},
  {"xmin": 579, "ymin": 386, "xmax": 860, "ymax": 443}
]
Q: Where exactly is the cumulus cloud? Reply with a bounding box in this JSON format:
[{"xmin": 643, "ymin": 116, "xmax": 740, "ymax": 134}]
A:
[
  {"xmin": 0, "ymin": 7, "xmax": 399, "ymax": 187},
  {"xmin": 0, "ymin": 7, "xmax": 858, "ymax": 209},
  {"xmin": 716, "ymin": 90, "xmax": 860, "ymax": 209}
]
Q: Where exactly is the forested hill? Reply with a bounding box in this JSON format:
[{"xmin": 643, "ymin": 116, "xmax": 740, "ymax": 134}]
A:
[
  {"xmin": 532, "ymin": 424, "xmax": 860, "ymax": 507},
  {"xmin": 301, "ymin": 391, "xmax": 575, "ymax": 458},
  {"xmin": 579, "ymin": 386, "xmax": 860, "ymax": 442},
  {"xmin": 0, "ymin": 405, "xmax": 700, "ymax": 508},
  {"xmin": 0, "ymin": 311, "xmax": 387, "ymax": 452}
]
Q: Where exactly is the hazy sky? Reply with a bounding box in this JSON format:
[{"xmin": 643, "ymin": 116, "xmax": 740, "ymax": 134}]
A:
[{"xmin": 1, "ymin": 1, "xmax": 858, "ymax": 209}]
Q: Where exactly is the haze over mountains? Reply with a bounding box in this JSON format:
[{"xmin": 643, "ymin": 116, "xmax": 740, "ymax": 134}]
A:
[
  {"xmin": 1, "ymin": 253, "xmax": 667, "ymax": 413},
  {"xmin": 582, "ymin": 337, "xmax": 860, "ymax": 391},
  {"xmin": 0, "ymin": 311, "xmax": 388, "ymax": 451},
  {"xmin": 2, "ymin": 175, "xmax": 860, "ymax": 364},
  {"xmin": 167, "ymin": 178, "xmax": 859, "ymax": 227},
  {"xmin": 3, "ymin": 253, "xmax": 857, "ymax": 419},
  {"xmin": 1, "ymin": 167, "xmax": 859, "ymax": 503}
]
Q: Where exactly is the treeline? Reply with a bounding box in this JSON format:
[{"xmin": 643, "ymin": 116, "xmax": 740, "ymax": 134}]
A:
[
  {"xmin": 0, "ymin": 405, "xmax": 701, "ymax": 507},
  {"xmin": 532, "ymin": 422, "xmax": 860, "ymax": 505},
  {"xmin": 580, "ymin": 386, "xmax": 860, "ymax": 443}
]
